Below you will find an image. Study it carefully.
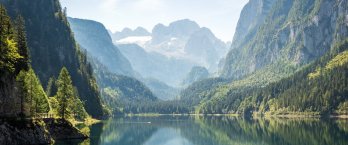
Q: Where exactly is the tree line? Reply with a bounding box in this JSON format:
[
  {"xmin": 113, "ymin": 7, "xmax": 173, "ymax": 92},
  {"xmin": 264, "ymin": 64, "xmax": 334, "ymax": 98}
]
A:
[{"xmin": 0, "ymin": 5, "xmax": 89, "ymax": 121}]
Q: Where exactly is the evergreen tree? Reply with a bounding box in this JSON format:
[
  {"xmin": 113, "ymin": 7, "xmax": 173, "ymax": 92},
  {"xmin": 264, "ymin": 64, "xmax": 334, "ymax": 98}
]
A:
[
  {"xmin": 72, "ymin": 87, "xmax": 88, "ymax": 121},
  {"xmin": 0, "ymin": 5, "xmax": 21, "ymax": 76},
  {"xmin": 55, "ymin": 67, "xmax": 88, "ymax": 120},
  {"xmin": 56, "ymin": 67, "xmax": 74, "ymax": 119},
  {"xmin": 16, "ymin": 70, "xmax": 29, "ymax": 117},
  {"xmin": 16, "ymin": 69, "xmax": 50, "ymax": 117},
  {"xmin": 45, "ymin": 77, "xmax": 57, "ymax": 97},
  {"xmin": 14, "ymin": 15, "xmax": 30, "ymax": 72}
]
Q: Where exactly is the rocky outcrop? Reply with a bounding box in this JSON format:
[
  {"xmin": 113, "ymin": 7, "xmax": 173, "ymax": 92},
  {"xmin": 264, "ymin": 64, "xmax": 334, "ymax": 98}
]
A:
[
  {"xmin": 182, "ymin": 66, "xmax": 210, "ymax": 87},
  {"xmin": 221, "ymin": 0, "xmax": 348, "ymax": 80},
  {"xmin": 0, "ymin": 119, "xmax": 87, "ymax": 145},
  {"xmin": 0, "ymin": 120, "xmax": 52, "ymax": 145},
  {"xmin": 185, "ymin": 28, "xmax": 227, "ymax": 71},
  {"xmin": 44, "ymin": 119, "xmax": 88, "ymax": 140}
]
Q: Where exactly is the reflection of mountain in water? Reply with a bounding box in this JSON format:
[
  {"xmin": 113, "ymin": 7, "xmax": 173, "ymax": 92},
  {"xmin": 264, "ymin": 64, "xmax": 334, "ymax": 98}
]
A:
[
  {"xmin": 143, "ymin": 128, "xmax": 193, "ymax": 145},
  {"xmin": 84, "ymin": 116, "xmax": 348, "ymax": 145}
]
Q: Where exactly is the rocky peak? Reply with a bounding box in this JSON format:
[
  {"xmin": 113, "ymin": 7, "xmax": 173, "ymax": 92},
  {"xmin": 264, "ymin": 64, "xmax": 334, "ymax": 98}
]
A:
[
  {"xmin": 231, "ymin": 0, "xmax": 276, "ymax": 49},
  {"xmin": 151, "ymin": 19, "xmax": 200, "ymax": 44},
  {"xmin": 221, "ymin": 0, "xmax": 348, "ymax": 80},
  {"xmin": 113, "ymin": 27, "xmax": 151, "ymax": 41}
]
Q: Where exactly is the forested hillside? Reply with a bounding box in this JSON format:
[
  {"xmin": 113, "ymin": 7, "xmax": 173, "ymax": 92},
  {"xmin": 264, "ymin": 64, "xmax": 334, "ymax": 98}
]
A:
[
  {"xmin": 67, "ymin": 18, "xmax": 164, "ymax": 114},
  {"xmin": 89, "ymin": 57, "xmax": 158, "ymax": 114},
  {"xmin": 180, "ymin": 0, "xmax": 348, "ymax": 116},
  {"xmin": 0, "ymin": 0, "xmax": 106, "ymax": 118},
  {"xmin": 0, "ymin": 0, "xmax": 93, "ymax": 122},
  {"xmin": 222, "ymin": 0, "xmax": 348, "ymax": 81},
  {"xmin": 196, "ymin": 39, "xmax": 348, "ymax": 115}
]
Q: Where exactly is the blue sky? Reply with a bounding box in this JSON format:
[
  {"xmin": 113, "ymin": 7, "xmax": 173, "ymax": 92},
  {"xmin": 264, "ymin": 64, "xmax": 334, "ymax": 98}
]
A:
[{"xmin": 60, "ymin": 0, "xmax": 249, "ymax": 41}]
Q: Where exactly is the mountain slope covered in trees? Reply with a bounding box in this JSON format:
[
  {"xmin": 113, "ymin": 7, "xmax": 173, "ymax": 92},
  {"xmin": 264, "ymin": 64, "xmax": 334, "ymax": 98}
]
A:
[
  {"xmin": 0, "ymin": 2, "xmax": 94, "ymax": 144},
  {"xmin": 180, "ymin": 0, "xmax": 348, "ymax": 116},
  {"xmin": 67, "ymin": 18, "xmax": 162, "ymax": 114},
  {"xmin": 0, "ymin": 0, "xmax": 106, "ymax": 118},
  {"xmin": 89, "ymin": 57, "xmax": 158, "ymax": 114},
  {"xmin": 221, "ymin": 0, "xmax": 348, "ymax": 80}
]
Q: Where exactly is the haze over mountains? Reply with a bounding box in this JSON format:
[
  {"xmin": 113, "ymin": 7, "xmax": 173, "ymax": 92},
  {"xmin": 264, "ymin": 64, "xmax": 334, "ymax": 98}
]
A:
[
  {"xmin": 2, "ymin": 1, "xmax": 347, "ymax": 144},
  {"xmin": 48, "ymin": 0, "xmax": 348, "ymax": 116},
  {"xmin": 111, "ymin": 19, "xmax": 229, "ymax": 87}
]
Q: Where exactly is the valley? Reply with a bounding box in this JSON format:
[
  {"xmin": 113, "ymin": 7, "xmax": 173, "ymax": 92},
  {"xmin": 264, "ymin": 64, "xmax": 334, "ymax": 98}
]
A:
[{"xmin": 0, "ymin": 0, "xmax": 347, "ymax": 145}]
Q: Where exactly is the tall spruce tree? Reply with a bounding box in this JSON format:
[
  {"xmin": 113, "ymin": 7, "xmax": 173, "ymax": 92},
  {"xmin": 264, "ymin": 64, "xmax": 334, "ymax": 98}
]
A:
[
  {"xmin": 14, "ymin": 15, "xmax": 29, "ymax": 72},
  {"xmin": 55, "ymin": 67, "xmax": 89, "ymax": 120},
  {"xmin": 56, "ymin": 67, "xmax": 74, "ymax": 119},
  {"xmin": 16, "ymin": 69, "xmax": 50, "ymax": 117}
]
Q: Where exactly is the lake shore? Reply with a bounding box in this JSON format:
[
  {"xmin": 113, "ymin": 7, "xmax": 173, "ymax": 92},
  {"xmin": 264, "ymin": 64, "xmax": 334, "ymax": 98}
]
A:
[{"xmin": 122, "ymin": 113, "xmax": 348, "ymax": 119}]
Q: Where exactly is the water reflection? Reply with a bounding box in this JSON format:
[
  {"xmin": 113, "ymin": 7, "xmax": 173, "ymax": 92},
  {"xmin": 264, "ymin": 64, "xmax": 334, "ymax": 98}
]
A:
[{"xmin": 55, "ymin": 116, "xmax": 348, "ymax": 145}]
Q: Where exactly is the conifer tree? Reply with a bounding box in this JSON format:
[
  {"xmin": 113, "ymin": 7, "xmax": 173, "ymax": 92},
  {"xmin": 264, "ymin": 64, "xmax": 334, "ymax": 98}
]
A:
[
  {"xmin": 0, "ymin": 5, "xmax": 21, "ymax": 75},
  {"xmin": 16, "ymin": 69, "xmax": 50, "ymax": 117},
  {"xmin": 14, "ymin": 15, "xmax": 30, "ymax": 72},
  {"xmin": 55, "ymin": 67, "xmax": 89, "ymax": 120},
  {"xmin": 56, "ymin": 67, "xmax": 74, "ymax": 119}
]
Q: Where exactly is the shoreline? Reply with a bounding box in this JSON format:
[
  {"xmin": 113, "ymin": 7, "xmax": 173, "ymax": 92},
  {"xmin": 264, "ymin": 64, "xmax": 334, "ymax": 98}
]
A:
[{"xmin": 121, "ymin": 113, "xmax": 348, "ymax": 119}]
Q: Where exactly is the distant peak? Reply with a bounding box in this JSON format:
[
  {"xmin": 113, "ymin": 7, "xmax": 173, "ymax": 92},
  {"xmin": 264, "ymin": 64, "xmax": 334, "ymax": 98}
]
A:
[
  {"xmin": 121, "ymin": 28, "xmax": 133, "ymax": 33},
  {"xmin": 169, "ymin": 19, "xmax": 200, "ymax": 29}
]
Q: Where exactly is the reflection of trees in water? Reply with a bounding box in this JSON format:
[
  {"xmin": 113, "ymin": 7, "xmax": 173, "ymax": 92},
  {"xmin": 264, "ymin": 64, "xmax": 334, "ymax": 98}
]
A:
[
  {"xmin": 189, "ymin": 116, "xmax": 348, "ymax": 145},
  {"xmin": 85, "ymin": 116, "xmax": 348, "ymax": 145},
  {"xmin": 96, "ymin": 117, "xmax": 160, "ymax": 145}
]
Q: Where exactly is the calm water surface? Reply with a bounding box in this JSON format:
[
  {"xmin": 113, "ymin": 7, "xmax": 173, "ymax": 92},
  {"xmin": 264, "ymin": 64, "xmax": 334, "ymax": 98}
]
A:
[{"xmin": 55, "ymin": 116, "xmax": 348, "ymax": 145}]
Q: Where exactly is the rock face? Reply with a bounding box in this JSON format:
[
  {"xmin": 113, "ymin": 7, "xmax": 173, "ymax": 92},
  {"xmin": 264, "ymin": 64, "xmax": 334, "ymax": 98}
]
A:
[
  {"xmin": 44, "ymin": 119, "xmax": 88, "ymax": 140},
  {"xmin": 111, "ymin": 27, "xmax": 151, "ymax": 42},
  {"xmin": 68, "ymin": 18, "xmax": 135, "ymax": 77},
  {"xmin": 231, "ymin": 0, "xmax": 277, "ymax": 50},
  {"xmin": 118, "ymin": 43, "xmax": 194, "ymax": 87},
  {"xmin": 182, "ymin": 66, "xmax": 210, "ymax": 87},
  {"xmin": 221, "ymin": 0, "xmax": 348, "ymax": 79},
  {"xmin": 0, "ymin": 120, "xmax": 52, "ymax": 145},
  {"xmin": 185, "ymin": 28, "xmax": 227, "ymax": 71},
  {"xmin": 115, "ymin": 19, "xmax": 229, "ymax": 87},
  {"xmin": 0, "ymin": 119, "xmax": 87, "ymax": 145},
  {"xmin": 151, "ymin": 19, "xmax": 200, "ymax": 44}
]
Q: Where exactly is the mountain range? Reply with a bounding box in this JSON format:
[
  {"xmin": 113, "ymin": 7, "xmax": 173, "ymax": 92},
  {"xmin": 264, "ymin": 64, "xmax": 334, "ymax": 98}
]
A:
[
  {"xmin": 181, "ymin": 0, "xmax": 348, "ymax": 115},
  {"xmin": 111, "ymin": 19, "xmax": 229, "ymax": 87}
]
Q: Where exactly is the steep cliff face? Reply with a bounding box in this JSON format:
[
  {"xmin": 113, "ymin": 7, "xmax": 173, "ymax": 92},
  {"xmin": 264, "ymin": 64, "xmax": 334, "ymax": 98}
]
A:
[
  {"xmin": 231, "ymin": 0, "xmax": 277, "ymax": 50},
  {"xmin": 68, "ymin": 18, "xmax": 135, "ymax": 77},
  {"xmin": 185, "ymin": 28, "xmax": 227, "ymax": 71},
  {"xmin": 221, "ymin": 0, "xmax": 348, "ymax": 80},
  {"xmin": 151, "ymin": 19, "xmax": 200, "ymax": 44},
  {"xmin": 182, "ymin": 66, "xmax": 210, "ymax": 87}
]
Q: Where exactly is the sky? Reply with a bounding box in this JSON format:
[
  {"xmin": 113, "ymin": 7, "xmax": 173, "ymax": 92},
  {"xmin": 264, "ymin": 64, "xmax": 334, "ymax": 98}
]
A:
[{"xmin": 60, "ymin": 0, "xmax": 249, "ymax": 42}]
